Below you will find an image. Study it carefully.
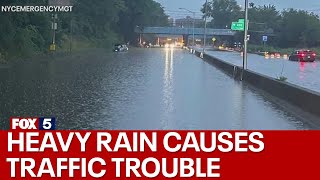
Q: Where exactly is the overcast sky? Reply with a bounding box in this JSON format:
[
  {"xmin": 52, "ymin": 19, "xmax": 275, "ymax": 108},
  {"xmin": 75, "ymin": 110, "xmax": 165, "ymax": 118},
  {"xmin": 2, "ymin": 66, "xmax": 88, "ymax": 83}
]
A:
[{"xmin": 156, "ymin": 0, "xmax": 320, "ymax": 18}]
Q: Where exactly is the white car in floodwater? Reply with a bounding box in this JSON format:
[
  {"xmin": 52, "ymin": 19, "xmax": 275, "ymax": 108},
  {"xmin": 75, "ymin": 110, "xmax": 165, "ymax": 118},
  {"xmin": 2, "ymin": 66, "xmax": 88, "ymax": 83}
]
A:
[{"xmin": 113, "ymin": 44, "xmax": 129, "ymax": 52}]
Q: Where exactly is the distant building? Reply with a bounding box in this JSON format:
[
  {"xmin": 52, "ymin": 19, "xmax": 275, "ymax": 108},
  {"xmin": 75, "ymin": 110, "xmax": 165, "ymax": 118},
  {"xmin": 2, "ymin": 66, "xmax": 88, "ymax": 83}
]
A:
[
  {"xmin": 175, "ymin": 16, "xmax": 203, "ymax": 28},
  {"xmin": 168, "ymin": 17, "xmax": 175, "ymax": 27}
]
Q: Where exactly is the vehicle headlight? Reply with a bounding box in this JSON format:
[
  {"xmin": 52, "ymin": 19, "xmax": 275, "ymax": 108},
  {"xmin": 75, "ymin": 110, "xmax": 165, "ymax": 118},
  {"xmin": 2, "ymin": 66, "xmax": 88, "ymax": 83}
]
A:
[
  {"xmin": 170, "ymin": 44, "xmax": 175, "ymax": 48},
  {"xmin": 165, "ymin": 44, "xmax": 169, "ymax": 48}
]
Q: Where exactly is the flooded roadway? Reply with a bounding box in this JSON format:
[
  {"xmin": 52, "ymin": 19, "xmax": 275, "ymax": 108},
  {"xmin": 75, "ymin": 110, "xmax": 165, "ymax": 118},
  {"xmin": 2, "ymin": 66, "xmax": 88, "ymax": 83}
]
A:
[
  {"xmin": 205, "ymin": 50, "xmax": 320, "ymax": 93},
  {"xmin": 0, "ymin": 48, "xmax": 317, "ymax": 130}
]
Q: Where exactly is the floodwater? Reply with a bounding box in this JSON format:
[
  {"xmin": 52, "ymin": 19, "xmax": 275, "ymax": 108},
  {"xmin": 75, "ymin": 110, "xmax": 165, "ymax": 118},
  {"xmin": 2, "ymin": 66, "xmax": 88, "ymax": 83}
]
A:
[
  {"xmin": 0, "ymin": 48, "xmax": 317, "ymax": 130},
  {"xmin": 206, "ymin": 50, "xmax": 320, "ymax": 93}
]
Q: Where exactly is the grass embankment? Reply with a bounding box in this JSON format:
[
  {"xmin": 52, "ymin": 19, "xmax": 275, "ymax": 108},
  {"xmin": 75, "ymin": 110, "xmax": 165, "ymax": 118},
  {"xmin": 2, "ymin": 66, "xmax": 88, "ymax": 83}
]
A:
[
  {"xmin": 59, "ymin": 35, "xmax": 99, "ymax": 53},
  {"xmin": 0, "ymin": 36, "xmax": 116, "ymax": 64},
  {"xmin": 59, "ymin": 33, "xmax": 119, "ymax": 53}
]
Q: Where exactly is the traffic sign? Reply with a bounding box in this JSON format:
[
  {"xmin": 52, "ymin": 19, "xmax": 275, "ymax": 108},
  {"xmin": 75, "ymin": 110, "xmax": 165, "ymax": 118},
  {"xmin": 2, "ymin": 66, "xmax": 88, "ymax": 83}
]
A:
[
  {"xmin": 49, "ymin": 44, "xmax": 56, "ymax": 51},
  {"xmin": 262, "ymin": 35, "xmax": 268, "ymax": 42},
  {"xmin": 231, "ymin": 22, "xmax": 244, "ymax": 31},
  {"xmin": 231, "ymin": 19, "xmax": 245, "ymax": 31}
]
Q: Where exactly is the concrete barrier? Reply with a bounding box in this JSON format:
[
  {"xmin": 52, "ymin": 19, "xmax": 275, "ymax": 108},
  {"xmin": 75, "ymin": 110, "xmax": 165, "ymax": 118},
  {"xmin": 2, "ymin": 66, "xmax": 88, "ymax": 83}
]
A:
[
  {"xmin": 243, "ymin": 70, "xmax": 320, "ymax": 117},
  {"xmin": 195, "ymin": 50, "xmax": 241, "ymax": 78},
  {"xmin": 192, "ymin": 49, "xmax": 320, "ymax": 118}
]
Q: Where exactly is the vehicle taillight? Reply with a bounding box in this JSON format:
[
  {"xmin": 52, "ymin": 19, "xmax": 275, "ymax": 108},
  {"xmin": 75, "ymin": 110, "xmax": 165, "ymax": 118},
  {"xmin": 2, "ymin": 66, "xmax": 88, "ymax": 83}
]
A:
[
  {"xmin": 300, "ymin": 53, "xmax": 305, "ymax": 57},
  {"xmin": 312, "ymin": 53, "xmax": 316, "ymax": 56}
]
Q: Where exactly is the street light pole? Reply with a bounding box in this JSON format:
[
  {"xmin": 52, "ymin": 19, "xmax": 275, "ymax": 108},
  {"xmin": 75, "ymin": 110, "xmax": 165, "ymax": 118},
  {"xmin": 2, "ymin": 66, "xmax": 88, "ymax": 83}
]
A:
[
  {"xmin": 51, "ymin": 13, "xmax": 57, "ymax": 52},
  {"xmin": 243, "ymin": 0, "xmax": 249, "ymax": 70},
  {"xmin": 203, "ymin": 0, "xmax": 208, "ymax": 53},
  {"xmin": 179, "ymin": 8, "xmax": 195, "ymax": 47},
  {"xmin": 192, "ymin": 12, "xmax": 195, "ymax": 46},
  {"xmin": 136, "ymin": 25, "xmax": 142, "ymax": 45}
]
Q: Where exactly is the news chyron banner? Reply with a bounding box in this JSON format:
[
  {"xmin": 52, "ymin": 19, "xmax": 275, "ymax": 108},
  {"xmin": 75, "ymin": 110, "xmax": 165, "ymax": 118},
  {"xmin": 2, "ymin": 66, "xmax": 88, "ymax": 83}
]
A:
[{"xmin": 0, "ymin": 118, "xmax": 319, "ymax": 179}]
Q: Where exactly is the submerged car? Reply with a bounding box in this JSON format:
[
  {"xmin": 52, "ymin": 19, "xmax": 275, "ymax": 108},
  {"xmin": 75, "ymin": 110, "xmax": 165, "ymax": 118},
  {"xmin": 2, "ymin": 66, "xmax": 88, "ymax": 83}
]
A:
[
  {"xmin": 113, "ymin": 44, "xmax": 128, "ymax": 52},
  {"xmin": 289, "ymin": 50, "xmax": 316, "ymax": 62}
]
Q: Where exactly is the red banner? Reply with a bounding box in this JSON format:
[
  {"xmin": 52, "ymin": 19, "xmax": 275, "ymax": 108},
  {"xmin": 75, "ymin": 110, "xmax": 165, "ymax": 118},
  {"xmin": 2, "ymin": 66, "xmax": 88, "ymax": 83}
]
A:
[{"xmin": 0, "ymin": 131, "xmax": 319, "ymax": 179}]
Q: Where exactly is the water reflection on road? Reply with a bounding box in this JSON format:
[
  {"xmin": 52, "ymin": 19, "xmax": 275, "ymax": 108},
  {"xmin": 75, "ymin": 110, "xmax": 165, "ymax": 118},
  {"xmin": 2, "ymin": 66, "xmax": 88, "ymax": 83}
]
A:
[
  {"xmin": 162, "ymin": 47, "xmax": 174, "ymax": 128},
  {"xmin": 0, "ymin": 48, "xmax": 317, "ymax": 130}
]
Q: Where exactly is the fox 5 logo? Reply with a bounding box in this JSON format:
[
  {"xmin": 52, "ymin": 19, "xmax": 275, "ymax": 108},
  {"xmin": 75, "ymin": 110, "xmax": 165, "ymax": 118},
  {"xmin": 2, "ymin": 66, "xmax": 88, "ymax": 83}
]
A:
[{"xmin": 11, "ymin": 117, "xmax": 56, "ymax": 130}]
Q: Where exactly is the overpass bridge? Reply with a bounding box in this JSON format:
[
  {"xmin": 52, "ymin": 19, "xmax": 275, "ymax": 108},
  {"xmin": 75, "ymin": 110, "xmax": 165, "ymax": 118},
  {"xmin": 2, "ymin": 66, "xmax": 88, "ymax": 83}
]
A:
[
  {"xmin": 134, "ymin": 26, "xmax": 236, "ymax": 36},
  {"xmin": 135, "ymin": 26, "xmax": 236, "ymax": 45}
]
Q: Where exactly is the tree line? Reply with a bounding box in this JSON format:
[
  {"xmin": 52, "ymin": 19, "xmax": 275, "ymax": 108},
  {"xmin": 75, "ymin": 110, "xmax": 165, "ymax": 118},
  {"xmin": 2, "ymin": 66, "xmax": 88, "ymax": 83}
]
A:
[
  {"xmin": 0, "ymin": 0, "xmax": 168, "ymax": 61},
  {"xmin": 202, "ymin": 0, "xmax": 320, "ymax": 48}
]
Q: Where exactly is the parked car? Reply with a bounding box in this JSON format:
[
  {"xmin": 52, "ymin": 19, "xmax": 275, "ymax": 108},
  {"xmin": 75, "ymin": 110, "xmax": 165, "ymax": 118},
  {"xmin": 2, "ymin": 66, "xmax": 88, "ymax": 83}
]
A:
[
  {"xmin": 113, "ymin": 44, "xmax": 128, "ymax": 52},
  {"xmin": 289, "ymin": 50, "xmax": 316, "ymax": 62}
]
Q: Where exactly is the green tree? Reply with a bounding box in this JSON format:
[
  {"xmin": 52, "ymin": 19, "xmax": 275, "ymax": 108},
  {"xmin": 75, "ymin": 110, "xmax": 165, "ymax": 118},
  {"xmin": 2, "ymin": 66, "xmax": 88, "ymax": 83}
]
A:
[
  {"xmin": 279, "ymin": 9, "xmax": 320, "ymax": 48},
  {"xmin": 118, "ymin": 0, "xmax": 168, "ymax": 43},
  {"xmin": 249, "ymin": 5, "xmax": 281, "ymax": 30},
  {"xmin": 0, "ymin": 0, "xmax": 51, "ymax": 57},
  {"xmin": 72, "ymin": 0, "xmax": 126, "ymax": 46},
  {"xmin": 248, "ymin": 5, "xmax": 281, "ymax": 45},
  {"xmin": 202, "ymin": 0, "xmax": 242, "ymax": 28},
  {"xmin": 301, "ymin": 14, "xmax": 320, "ymax": 47},
  {"xmin": 0, "ymin": 0, "xmax": 168, "ymax": 59}
]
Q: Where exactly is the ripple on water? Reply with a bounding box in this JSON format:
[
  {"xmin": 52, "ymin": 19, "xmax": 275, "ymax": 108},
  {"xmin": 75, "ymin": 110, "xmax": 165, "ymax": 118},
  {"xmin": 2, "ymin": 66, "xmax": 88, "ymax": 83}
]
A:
[{"xmin": 0, "ymin": 49, "xmax": 317, "ymax": 130}]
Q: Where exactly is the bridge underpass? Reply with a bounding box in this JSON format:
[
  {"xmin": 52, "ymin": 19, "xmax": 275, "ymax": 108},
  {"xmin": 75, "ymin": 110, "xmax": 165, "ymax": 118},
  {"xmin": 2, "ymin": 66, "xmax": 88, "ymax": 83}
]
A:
[{"xmin": 135, "ymin": 26, "xmax": 236, "ymax": 46}]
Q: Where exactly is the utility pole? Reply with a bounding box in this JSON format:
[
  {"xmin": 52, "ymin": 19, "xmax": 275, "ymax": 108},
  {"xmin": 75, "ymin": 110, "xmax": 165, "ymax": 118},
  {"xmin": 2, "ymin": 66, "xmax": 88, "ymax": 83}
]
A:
[
  {"xmin": 51, "ymin": 13, "xmax": 58, "ymax": 52},
  {"xmin": 136, "ymin": 26, "xmax": 142, "ymax": 45},
  {"xmin": 69, "ymin": 17, "xmax": 73, "ymax": 53},
  {"xmin": 203, "ymin": 0, "xmax": 208, "ymax": 53},
  {"xmin": 52, "ymin": 14, "xmax": 57, "ymax": 45},
  {"xmin": 243, "ymin": 0, "xmax": 249, "ymax": 70}
]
